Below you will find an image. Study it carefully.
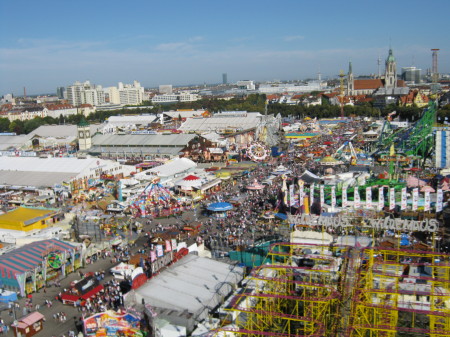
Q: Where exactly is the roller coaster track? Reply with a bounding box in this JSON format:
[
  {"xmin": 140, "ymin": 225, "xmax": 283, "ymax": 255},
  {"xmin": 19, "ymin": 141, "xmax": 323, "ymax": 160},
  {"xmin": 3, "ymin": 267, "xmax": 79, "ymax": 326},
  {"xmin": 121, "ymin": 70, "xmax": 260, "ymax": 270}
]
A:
[{"xmin": 372, "ymin": 101, "xmax": 437, "ymax": 160}]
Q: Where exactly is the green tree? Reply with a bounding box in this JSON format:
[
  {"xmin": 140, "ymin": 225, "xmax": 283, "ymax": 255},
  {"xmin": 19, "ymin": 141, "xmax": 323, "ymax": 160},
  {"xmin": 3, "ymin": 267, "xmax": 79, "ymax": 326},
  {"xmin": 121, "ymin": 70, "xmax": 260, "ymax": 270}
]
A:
[
  {"xmin": 24, "ymin": 117, "xmax": 47, "ymax": 134},
  {"xmin": 0, "ymin": 118, "xmax": 10, "ymax": 132},
  {"xmin": 9, "ymin": 120, "xmax": 25, "ymax": 134}
]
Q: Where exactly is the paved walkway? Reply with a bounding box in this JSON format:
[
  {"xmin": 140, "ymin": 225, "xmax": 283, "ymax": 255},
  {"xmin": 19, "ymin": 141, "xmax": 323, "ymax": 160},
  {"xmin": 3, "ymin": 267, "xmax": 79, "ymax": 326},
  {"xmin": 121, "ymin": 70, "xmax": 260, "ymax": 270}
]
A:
[{"xmin": 0, "ymin": 210, "xmax": 202, "ymax": 337}]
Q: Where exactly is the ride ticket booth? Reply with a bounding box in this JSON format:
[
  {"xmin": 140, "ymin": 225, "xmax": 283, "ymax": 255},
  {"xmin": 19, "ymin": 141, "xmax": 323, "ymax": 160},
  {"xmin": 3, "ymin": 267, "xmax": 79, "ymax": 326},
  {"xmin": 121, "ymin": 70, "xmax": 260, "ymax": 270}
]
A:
[{"xmin": 12, "ymin": 311, "xmax": 45, "ymax": 337}]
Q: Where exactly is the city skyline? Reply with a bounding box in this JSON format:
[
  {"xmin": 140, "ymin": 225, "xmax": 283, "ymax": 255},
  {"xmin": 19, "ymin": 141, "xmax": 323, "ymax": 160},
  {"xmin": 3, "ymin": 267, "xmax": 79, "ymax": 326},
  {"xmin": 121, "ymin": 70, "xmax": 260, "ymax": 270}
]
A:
[{"xmin": 1, "ymin": 0, "xmax": 449, "ymax": 96}]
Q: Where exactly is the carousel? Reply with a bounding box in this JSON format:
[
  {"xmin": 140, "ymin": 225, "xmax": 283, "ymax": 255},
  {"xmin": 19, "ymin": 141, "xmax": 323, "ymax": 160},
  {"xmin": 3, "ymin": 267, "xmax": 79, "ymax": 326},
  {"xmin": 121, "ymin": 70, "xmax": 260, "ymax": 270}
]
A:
[
  {"xmin": 207, "ymin": 202, "xmax": 234, "ymax": 218},
  {"xmin": 247, "ymin": 142, "xmax": 269, "ymax": 161},
  {"xmin": 246, "ymin": 179, "xmax": 265, "ymax": 191},
  {"xmin": 130, "ymin": 177, "xmax": 185, "ymax": 218}
]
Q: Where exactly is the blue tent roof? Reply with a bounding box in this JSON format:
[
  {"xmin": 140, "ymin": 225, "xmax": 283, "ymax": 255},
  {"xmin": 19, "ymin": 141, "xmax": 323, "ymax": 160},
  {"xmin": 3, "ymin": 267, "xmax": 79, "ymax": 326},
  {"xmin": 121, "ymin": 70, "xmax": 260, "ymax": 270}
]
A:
[
  {"xmin": 275, "ymin": 213, "xmax": 288, "ymax": 220},
  {"xmin": 207, "ymin": 202, "xmax": 233, "ymax": 212}
]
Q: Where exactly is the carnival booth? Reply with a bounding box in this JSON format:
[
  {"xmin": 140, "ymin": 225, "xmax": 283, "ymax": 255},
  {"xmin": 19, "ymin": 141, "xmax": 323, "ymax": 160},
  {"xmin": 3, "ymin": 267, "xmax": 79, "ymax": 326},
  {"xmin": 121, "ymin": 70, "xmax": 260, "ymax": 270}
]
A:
[
  {"xmin": 207, "ymin": 202, "xmax": 233, "ymax": 219},
  {"xmin": 60, "ymin": 273, "xmax": 104, "ymax": 305},
  {"xmin": 12, "ymin": 311, "xmax": 45, "ymax": 337},
  {"xmin": 83, "ymin": 310, "xmax": 142, "ymax": 336},
  {"xmin": 0, "ymin": 239, "xmax": 82, "ymax": 296},
  {"xmin": 110, "ymin": 262, "xmax": 136, "ymax": 280}
]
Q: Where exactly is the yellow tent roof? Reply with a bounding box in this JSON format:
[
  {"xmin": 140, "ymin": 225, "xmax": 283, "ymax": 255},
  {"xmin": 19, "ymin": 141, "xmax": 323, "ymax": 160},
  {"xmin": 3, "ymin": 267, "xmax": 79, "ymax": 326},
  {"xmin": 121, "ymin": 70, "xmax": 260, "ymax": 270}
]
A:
[
  {"xmin": 320, "ymin": 156, "xmax": 338, "ymax": 162},
  {"xmin": 0, "ymin": 207, "xmax": 56, "ymax": 224}
]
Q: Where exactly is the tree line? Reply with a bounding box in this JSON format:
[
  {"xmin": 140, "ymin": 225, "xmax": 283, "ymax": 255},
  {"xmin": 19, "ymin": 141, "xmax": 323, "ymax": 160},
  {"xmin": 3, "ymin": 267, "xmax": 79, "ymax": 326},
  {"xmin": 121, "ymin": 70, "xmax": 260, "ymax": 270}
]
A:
[{"xmin": 1, "ymin": 93, "xmax": 448, "ymax": 135}]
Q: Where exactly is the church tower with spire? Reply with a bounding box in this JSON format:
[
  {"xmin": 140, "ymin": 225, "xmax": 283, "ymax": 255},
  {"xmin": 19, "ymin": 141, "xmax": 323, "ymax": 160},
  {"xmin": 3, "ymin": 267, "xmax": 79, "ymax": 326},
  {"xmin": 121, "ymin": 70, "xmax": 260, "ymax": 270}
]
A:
[
  {"xmin": 385, "ymin": 48, "xmax": 397, "ymax": 89},
  {"xmin": 346, "ymin": 61, "xmax": 354, "ymax": 95}
]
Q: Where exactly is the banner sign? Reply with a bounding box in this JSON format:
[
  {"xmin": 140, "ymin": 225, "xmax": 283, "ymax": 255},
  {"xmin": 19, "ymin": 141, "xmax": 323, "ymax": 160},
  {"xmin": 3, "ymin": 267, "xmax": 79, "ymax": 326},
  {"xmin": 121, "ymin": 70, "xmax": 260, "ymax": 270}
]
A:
[
  {"xmin": 378, "ymin": 187, "xmax": 384, "ymax": 211},
  {"xmin": 366, "ymin": 187, "xmax": 372, "ymax": 209},
  {"xmin": 401, "ymin": 188, "xmax": 407, "ymax": 210},
  {"xmin": 299, "ymin": 184, "xmax": 304, "ymax": 206},
  {"xmin": 354, "ymin": 188, "xmax": 361, "ymax": 209},
  {"xmin": 320, "ymin": 185, "xmax": 324, "ymax": 206},
  {"xmin": 437, "ymin": 189, "xmax": 443, "ymax": 212},
  {"xmin": 288, "ymin": 214, "xmax": 438, "ymax": 233},
  {"xmin": 412, "ymin": 188, "xmax": 419, "ymax": 211},
  {"xmin": 331, "ymin": 186, "xmax": 336, "ymax": 209},
  {"xmin": 424, "ymin": 191, "xmax": 430, "ymax": 212},
  {"xmin": 389, "ymin": 187, "xmax": 395, "ymax": 211},
  {"xmin": 342, "ymin": 188, "xmax": 348, "ymax": 207}
]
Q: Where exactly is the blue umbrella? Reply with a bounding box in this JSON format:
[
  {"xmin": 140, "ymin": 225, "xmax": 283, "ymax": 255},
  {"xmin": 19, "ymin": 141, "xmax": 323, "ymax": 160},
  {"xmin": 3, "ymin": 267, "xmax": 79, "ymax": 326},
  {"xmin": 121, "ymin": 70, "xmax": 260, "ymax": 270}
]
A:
[
  {"xmin": 207, "ymin": 202, "xmax": 234, "ymax": 212},
  {"xmin": 275, "ymin": 213, "xmax": 288, "ymax": 220}
]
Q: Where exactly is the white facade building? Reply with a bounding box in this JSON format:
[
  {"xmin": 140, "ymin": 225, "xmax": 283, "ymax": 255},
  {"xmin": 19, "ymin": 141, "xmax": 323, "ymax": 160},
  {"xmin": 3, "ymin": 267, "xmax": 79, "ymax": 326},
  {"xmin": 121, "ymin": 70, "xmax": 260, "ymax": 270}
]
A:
[
  {"xmin": 152, "ymin": 92, "xmax": 199, "ymax": 104},
  {"xmin": 236, "ymin": 80, "xmax": 256, "ymax": 90},
  {"xmin": 66, "ymin": 81, "xmax": 106, "ymax": 106},
  {"xmin": 7, "ymin": 107, "xmax": 48, "ymax": 122},
  {"xmin": 108, "ymin": 81, "xmax": 144, "ymax": 105},
  {"xmin": 46, "ymin": 104, "xmax": 78, "ymax": 119},
  {"xmin": 258, "ymin": 82, "xmax": 323, "ymax": 94}
]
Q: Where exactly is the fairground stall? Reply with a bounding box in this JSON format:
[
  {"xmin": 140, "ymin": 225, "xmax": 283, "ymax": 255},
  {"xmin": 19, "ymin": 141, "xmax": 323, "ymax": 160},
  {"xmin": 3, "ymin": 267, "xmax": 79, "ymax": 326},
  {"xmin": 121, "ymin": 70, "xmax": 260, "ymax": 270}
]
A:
[
  {"xmin": 0, "ymin": 239, "xmax": 82, "ymax": 296},
  {"xmin": 83, "ymin": 310, "xmax": 143, "ymax": 336},
  {"xmin": 60, "ymin": 273, "xmax": 104, "ymax": 306},
  {"xmin": 11, "ymin": 311, "xmax": 45, "ymax": 337}
]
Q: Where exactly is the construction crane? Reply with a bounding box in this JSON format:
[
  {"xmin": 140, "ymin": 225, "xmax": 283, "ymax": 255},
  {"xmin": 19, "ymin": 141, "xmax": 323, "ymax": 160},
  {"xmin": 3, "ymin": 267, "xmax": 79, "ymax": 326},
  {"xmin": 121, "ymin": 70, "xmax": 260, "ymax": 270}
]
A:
[{"xmin": 339, "ymin": 70, "xmax": 345, "ymax": 118}]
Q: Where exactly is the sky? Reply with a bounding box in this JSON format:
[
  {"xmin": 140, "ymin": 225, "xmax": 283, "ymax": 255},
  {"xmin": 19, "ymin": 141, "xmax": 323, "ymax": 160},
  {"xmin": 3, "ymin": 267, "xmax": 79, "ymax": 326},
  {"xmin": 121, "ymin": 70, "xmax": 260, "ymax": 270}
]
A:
[{"xmin": 0, "ymin": 0, "xmax": 449, "ymax": 96}]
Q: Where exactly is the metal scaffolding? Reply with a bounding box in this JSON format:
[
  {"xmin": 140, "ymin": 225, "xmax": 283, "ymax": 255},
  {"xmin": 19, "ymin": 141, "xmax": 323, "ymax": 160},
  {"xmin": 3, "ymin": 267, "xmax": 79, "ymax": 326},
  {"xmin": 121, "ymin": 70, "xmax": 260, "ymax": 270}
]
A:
[{"xmin": 207, "ymin": 243, "xmax": 450, "ymax": 337}]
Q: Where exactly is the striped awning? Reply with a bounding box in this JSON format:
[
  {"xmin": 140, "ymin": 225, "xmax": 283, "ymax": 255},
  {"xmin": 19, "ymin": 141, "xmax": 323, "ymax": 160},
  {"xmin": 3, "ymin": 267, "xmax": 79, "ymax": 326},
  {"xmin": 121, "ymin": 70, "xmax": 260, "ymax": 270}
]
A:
[{"xmin": 0, "ymin": 239, "xmax": 76, "ymax": 279}]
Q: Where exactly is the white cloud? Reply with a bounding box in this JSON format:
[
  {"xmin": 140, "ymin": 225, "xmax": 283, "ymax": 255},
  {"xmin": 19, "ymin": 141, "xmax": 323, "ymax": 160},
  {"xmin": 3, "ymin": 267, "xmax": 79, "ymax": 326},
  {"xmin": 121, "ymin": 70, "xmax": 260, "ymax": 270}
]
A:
[
  {"xmin": 283, "ymin": 35, "xmax": 305, "ymax": 42},
  {"xmin": 0, "ymin": 38, "xmax": 446, "ymax": 95}
]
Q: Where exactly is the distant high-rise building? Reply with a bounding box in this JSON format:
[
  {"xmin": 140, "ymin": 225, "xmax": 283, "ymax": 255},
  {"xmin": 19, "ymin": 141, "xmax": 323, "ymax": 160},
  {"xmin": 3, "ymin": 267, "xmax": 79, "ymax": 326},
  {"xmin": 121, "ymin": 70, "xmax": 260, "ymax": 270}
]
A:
[
  {"xmin": 222, "ymin": 73, "xmax": 228, "ymax": 85},
  {"xmin": 159, "ymin": 85, "xmax": 173, "ymax": 95},
  {"xmin": 56, "ymin": 87, "xmax": 65, "ymax": 99},
  {"xmin": 236, "ymin": 80, "xmax": 256, "ymax": 90},
  {"xmin": 108, "ymin": 81, "xmax": 144, "ymax": 105},
  {"xmin": 401, "ymin": 67, "xmax": 421, "ymax": 84},
  {"xmin": 66, "ymin": 81, "xmax": 105, "ymax": 106}
]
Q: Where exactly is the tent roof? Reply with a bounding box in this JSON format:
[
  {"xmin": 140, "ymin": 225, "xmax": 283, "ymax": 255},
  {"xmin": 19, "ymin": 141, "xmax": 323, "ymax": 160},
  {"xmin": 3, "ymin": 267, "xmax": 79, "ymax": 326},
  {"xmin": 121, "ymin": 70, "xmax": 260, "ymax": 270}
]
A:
[
  {"xmin": 0, "ymin": 239, "xmax": 76, "ymax": 278},
  {"xmin": 0, "ymin": 207, "xmax": 56, "ymax": 225},
  {"xmin": 136, "ymin": 158, "xmax": 197, "ymax": 179},
  {"xmin": 135, "ymin": 254, "xmax": 243, "ymax": 321}
]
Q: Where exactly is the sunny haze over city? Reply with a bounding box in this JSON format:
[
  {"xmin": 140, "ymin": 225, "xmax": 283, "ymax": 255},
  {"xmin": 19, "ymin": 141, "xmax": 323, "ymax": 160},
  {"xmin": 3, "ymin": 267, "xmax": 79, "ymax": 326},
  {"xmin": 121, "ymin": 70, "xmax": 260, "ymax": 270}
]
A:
[{"xmin": 1, "ymin": 0, "xmax": 449, "ymax": 95}]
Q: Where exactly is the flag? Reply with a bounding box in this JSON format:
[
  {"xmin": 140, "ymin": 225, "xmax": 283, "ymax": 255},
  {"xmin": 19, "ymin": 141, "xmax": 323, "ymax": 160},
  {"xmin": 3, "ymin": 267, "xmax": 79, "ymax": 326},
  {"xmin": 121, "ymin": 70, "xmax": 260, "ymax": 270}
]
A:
[
  {"xmin": 288, "ymin": 184, "xmax": 295, "ymax": 207},
  {"xmin": 437, "ymin": 189, "xmax": 443, "ymax": 212},
  {"xmin": 299, "ymin": 183, "xmax": 304, "ymax": 206},
  {"xmin": 156, "ymin": 244, "xmax": 164, "ymax": 257},
  {"xmin": 378, "ymin": 187, "xmax": 384, "ymax": 211},
  {"xmin": 171, "ymin": 238, "xmax": 177, "ymax": 251},
  {"xmin": 401, "ymin": 188, "xmax": 407, "ymax": 210},
  {"xmin": 320, "ymin": 185, "xmax": 324, "ymax": 207},
  {"xmin": 342, "ymin": 188, "xmax": 348, "ymax": 207},
  {"xmin": 412, "ymin": 188, "xmax": 419, "ymax": 211},
  {"xmin": 165, "ymin": 239, "xmax": 172, "ymax": 252},
  {"xmin": 424, "ymin": 191, "xmax": 431, "ymax": 212},
  {"xmin": 150, "ymin": 250, "xmax": 157, "ymax": 262},
  {"xmin": 389, "ymin": 187, "xmax": 395, "ymax": 210},
  {"xmin": 366, "ymin": 187, "xmax": 372, "ymax": 209},
  {"xmin": 354, "ymin": 188, "xmax": 360, "ymax": 209},
  {"xmin": 331, "ymin": 186, "xmax": 336, "ymax": 209}
]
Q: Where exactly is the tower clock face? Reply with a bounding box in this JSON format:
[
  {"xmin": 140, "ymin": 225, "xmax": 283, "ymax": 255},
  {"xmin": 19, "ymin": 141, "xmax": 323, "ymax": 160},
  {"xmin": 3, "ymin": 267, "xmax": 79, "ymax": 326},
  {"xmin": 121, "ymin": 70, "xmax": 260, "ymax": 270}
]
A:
[{"xmin": 79, "ymin": 131, "xmax": 84, "ymax": 138}]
